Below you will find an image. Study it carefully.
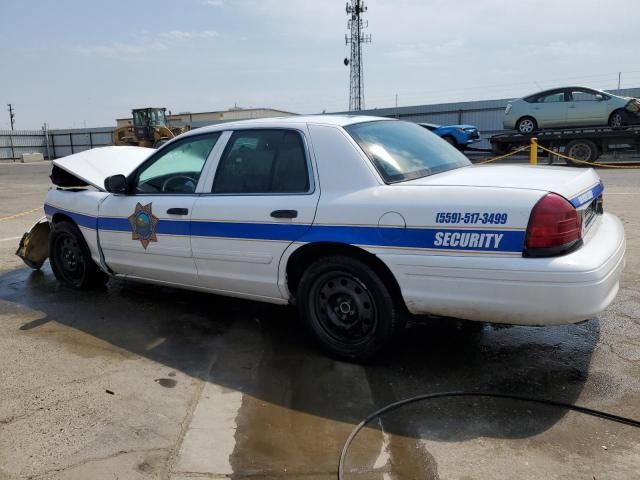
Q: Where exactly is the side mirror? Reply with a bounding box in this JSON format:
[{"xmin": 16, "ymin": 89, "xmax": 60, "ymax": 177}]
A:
[
  {"xmin": 104, "ymin": 174, "xmax": 127, "ymax": 193},
  {"xmin": 595, "ymin": 94, "xmax": 604, "ymax": 101}
]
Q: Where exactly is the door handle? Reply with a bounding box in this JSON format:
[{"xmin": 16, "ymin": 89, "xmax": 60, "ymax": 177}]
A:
[
  {"xmin": 167, "ymin": 207, "xmax": 189, "ymax": 215},
  {"xmin": 270, "ymin": 209, "xmax": 298, "ymax": 219}
]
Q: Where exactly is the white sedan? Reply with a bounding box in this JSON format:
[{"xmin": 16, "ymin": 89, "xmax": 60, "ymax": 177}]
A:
[
  {"xmin": 504, "ymin": 86, "xmax": 640, "ymax": 134},
  {"xmin": 22, "ymin": 115, "xmax": 625, "ymax": 360}
]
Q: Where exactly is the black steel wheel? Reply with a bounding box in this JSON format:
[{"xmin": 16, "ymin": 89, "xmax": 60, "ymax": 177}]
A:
[
  {"xmin": 297, "ymin": 255, "xmax": 401, "ymax": 361},
  {"xmin": 564, "ymin": 139, "xmax": 599, "ymax": 166},
  {"xmin": 608, "ymin": 110, "xmax": 627, "ymax": 128},
  {"xmin": 49, "ymin": 221, "xmax": 108, "ymax": 289},
  {"xmin": 516, "ymin": 116, "xmax": 538, "ymax": 135}
]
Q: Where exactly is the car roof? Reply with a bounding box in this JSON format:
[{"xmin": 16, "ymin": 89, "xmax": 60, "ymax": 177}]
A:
[
  {"xmin": 521, "ymin": 86, "xmax": 606, "ymax": 98},
  {"xmin": 181, "ymin": 114, "xmax": 391, "ymax": 138}
]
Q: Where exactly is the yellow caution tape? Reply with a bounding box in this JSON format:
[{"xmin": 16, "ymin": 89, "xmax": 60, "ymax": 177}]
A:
[{"xmin": 476, "ymin": 145, "xmax": 530, "ymax": 164}]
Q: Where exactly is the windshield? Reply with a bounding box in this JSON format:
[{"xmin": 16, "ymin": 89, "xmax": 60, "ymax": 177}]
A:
[
  {"xmin": 345, "ymin": 120, "xmax": 471, "ymax": 183},
  {"xmin": 133, "ymin": 110, "xmax": 149, "ymax": 127}
]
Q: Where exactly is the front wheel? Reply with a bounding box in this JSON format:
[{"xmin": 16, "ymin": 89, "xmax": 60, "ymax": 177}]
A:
[
  {"xmin": 49, "ymin": 221, "xmax": 108, "ymax": 289},
  {"xmin": 297, "ymin": 255, "xmax": 402, "ymax": 362},
  {"xmin": 609, "ymin": 110, "xmax": 627, "ymax": 128}
]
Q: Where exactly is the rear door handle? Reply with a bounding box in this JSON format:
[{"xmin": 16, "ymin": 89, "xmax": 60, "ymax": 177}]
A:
[
  {"xmin": 270, "ymin": 209, "xmax": 298, "ymax": 219},
  {"xmin": 167, "ymin": 208, "xmax": 189, "ymax": 215}
]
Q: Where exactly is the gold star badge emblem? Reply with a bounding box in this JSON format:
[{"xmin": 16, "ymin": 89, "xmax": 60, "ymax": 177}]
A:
[{"xmin": 128, "ymin": 202, "xmax": 159, "ymax": 249}]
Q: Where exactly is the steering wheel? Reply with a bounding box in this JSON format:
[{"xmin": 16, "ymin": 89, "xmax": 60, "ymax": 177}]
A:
[{"xmin": 161, "ymin": 175, "xmax": 197, "ymax": 193}]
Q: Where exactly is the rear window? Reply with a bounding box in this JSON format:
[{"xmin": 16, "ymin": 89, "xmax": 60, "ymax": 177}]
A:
[{"xmin": 345, "ymin": 120, "xmax": 470, "ymax": 183}]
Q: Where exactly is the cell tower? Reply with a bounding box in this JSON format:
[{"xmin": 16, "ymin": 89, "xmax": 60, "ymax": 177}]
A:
[{"xmin": 344, "ymin": 0, "xmax": 371, "ymax": 111}]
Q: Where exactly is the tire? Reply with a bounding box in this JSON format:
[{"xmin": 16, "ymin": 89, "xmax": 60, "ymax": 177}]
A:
[
  {"xmin": 443, "ymin": 136, "xmax": 458, "ymax": 148},
  {"xmin": 297, "ymin": 255, "xmax": 401, "ymax": 362},
  {"xmin": 49, "ymin": 221, "xmax": 108, "ymax": 289},
  {"xmin": 608, "ymin": 110, "xmax": 627, "ymax": 128},
  {"xmin": 563, "ymin": 139, "xmax": 599, "ymax": 166},
  {"xmin": 516, "ymin": 117, "xmax": 538, "ymax": 135}
]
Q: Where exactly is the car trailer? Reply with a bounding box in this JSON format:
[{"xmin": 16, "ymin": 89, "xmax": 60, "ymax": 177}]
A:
[{"xmin": 490, "ymin": 125, "xmax": 640, "ymax": 165}]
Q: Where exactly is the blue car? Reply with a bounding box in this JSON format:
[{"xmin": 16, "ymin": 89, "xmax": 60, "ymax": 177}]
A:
[{"xmin": 419, "ymin": 123, "xmax": 481, "ymax": 150}]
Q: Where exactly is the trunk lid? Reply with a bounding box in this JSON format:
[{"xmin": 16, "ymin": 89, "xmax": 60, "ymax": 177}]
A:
[
  {"xmin": 52, "ymin": 146, "xmax": 153, "ymax": 191},
  {"xmin": 398, "ymin": 164, "xmax": 601, "ymax": 203}
]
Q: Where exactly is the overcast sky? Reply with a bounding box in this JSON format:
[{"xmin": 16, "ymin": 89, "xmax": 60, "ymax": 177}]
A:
[{"xmin": 1, "ymin": 0, "xmax": 638, "ymax": 129}]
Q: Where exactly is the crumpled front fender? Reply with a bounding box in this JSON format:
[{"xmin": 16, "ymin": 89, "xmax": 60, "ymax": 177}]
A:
[
  {"xmin": 624, "ymin": 98, "xmax": 640, "ymax": 115},
  {"xmin": 16, "ymin": 216, "xmax": 50, "ymax": 270}
]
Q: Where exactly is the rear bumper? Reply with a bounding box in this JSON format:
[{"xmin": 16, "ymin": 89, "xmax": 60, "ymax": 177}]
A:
[{"xmin": 381, "ymin": 213, "xmax": 625, "ymax": 325}]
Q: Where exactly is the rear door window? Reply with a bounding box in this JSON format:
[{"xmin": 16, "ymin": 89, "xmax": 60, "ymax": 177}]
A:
[
  {"xmin": 212, "ymin": 129, "xmax": 310, "ymax": 194},
  {"xmin": 569, "ymin": 89, "xmax": 600, "ymax": 101}
]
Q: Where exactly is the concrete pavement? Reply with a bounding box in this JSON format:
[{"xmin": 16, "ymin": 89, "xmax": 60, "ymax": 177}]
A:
[{"xmin": 0, "ymin": 162, "xmax": 638, "ymax": 479}]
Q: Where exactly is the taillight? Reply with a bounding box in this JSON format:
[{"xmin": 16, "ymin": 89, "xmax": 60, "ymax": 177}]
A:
[{"xmin": 525, "ymin": 193, "xmax": 582, "ymax": 256}]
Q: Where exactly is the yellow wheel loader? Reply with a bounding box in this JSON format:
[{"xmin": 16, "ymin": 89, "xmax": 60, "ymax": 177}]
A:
[{"xmin": 112, "ymin": 108, "xmax": 190, "ymax": 148}]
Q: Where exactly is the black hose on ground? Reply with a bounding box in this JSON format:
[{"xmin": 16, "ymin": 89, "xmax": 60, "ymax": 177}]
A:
[{"xmin": 338, "ymin": 391, "xmax": 640, "ymax": 479}]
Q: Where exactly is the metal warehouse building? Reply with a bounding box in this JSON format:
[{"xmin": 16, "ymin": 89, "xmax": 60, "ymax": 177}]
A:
[
  {"xmin": 2, "ymin": 88, "xmax": 639, "ymax": 160},
  {"xmin": 343, "ymin": 87, "xmax": 640, "ymax": 148},
  {"xmin": 115, "ymin": 107, "xmax": 295, "ymax": 129}
]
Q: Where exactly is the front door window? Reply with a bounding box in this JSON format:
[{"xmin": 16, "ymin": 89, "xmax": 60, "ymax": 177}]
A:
[
  {"xmin": 134, "ymin": 134, "xmax": 220, "ymax": 194},
  {"xmin": 537, "ymin": 91, "xmax": 565, "ymax": 103}
]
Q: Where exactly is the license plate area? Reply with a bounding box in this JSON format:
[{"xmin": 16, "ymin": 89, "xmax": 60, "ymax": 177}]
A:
[{"xmin": 582, "ymin": 195, "xmax": 602, "ymax": 234}]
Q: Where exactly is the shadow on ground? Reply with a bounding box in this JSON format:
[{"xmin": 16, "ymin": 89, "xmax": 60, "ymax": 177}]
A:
[{"xmin": 0, "ymin": 265, "xmax": 599, "ymax": 446}]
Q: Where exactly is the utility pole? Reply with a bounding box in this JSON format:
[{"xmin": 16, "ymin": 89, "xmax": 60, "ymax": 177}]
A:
[
  {"xmin": 618, "ymin": 72, "xmax": 621, "ymax": 90},
  {"xmin": 7, "ymin": 104, "xmax": 15, "ymax": 130},
  {"xmin": 43, "ymin": 122, "xmax": 51, "ymax": 160},
  {"xmin": 7, "ymin": 104, "xmax": 15, "ymax": 161},
  {"xmin": 344, "ymin": 0, "xmax": 371, "ymax": 111}
]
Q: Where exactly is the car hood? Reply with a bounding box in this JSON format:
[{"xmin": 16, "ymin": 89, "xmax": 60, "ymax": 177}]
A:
[
  {"xmin": 52, "ymin": 146, "xmax": 153, "ymax": 191},
  {"xmin": 397, "ymin": 164, "xmax": 601, "ymax": 201}
]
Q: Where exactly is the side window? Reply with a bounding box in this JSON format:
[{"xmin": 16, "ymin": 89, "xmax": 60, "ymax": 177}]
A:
[
  {"xmin": 570, "ymin": 90, "xmax": 599, "ymax": 102},
  {"xmin": 212, "ymin": 129, "xmax": 310, "ymax": 194},
  {"xmin": 537, "ymin": 92, "xmax": 565, "ymax": 103},
  {"xmin": 135, "ymin": 134, "xmax": 220, "ymax": 194}
]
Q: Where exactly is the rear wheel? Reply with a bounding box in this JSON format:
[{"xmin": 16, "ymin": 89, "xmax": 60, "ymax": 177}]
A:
[
  {"xmin": 564, "ymin": 139, "xmax": 599, "ymax": 166},
  {"xmin": 49, "ymin": 221, "xmax": 108, "ymax": 289},
  {"xmin": 609, "ymin": 109, "xmax": 627, "ymax": 128},
  {"xmin": 297, "ymin": 255, "xmax": 401, "ymax": 362},
  {"xmin": 516, "ymin": 117, "xmax": 537, "ymax": 134}
]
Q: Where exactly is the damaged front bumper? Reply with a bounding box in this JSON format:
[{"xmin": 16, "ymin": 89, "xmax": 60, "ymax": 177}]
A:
[
  {"xmin": 16, "ymin": 216, "xmax": 51, "ymax": 270},
  {"xmin": 625, "ymin": 98, "xmax": 640, "ymax": 117}
]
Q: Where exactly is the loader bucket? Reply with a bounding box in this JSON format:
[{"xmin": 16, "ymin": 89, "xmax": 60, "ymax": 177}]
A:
[{"xmin": 16, "ymin": 217, "xmax": 50, "ymax": 270}]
